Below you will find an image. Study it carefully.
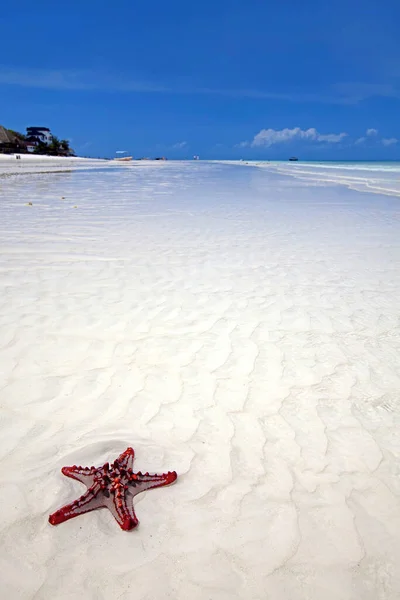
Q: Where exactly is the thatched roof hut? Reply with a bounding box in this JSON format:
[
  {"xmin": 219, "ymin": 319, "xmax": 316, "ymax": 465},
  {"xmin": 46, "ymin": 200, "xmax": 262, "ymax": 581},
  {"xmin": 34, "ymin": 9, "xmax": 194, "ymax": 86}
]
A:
[{"xmin": 0, "ymin": 126, "xmax": 27, "ymax": 153}]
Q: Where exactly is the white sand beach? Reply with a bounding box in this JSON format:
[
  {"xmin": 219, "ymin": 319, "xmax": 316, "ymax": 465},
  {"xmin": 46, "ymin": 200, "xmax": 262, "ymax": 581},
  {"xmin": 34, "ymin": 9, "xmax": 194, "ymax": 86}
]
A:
[
  {"xmin": 0, "ymin": 161, "xmax": 399, "ymax": 599},
  {"xmin": 0, "ymin": 153, "xmax": 110, "ymax": 172}
]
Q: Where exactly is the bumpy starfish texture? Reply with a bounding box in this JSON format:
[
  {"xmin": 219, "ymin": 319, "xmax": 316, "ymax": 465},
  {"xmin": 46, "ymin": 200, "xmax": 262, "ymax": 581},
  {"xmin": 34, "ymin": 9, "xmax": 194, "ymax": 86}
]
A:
[{"xmin": 49, "ymin": 447, "xmax": 177, "ymax": 531}]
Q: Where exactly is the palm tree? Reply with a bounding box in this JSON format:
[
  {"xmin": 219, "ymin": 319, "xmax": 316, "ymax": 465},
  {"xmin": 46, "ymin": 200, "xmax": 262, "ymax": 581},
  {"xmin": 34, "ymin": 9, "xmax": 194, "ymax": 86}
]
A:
[
  {"xmin": 60, "ymin": 139, "xmax": 72, "ymax": 156},
  {"xmin": 33, "ymin": 134, "xmax": 74, "ymax": 156},
  {"xmin": 33, "ymin": 140, "xmax": 50, "ymax": 155},
  {"xmin": 48, "ymin": 136, "xmax": 61, "ymax": 155}
]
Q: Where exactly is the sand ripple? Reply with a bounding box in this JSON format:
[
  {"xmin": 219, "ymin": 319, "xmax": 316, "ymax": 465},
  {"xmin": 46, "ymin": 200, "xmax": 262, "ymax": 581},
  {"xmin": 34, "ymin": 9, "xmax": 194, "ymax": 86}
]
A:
[{"xmin": 0, "ymin": 163, "xmax": 399, "ymax": 599}]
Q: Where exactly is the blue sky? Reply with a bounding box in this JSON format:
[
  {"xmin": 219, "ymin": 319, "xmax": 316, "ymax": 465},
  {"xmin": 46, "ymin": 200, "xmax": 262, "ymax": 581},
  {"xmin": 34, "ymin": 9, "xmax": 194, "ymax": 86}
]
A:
[{"xmin": 1, "ymin": 0, "xmax": 399, "ymax": 159}]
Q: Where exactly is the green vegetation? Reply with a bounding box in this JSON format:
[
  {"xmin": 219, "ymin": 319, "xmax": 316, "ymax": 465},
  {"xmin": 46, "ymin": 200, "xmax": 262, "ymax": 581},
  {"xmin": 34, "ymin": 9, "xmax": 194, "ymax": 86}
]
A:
[{"xmin": 33, "ymin": 136, "xmax": 74, "ymax": 157}]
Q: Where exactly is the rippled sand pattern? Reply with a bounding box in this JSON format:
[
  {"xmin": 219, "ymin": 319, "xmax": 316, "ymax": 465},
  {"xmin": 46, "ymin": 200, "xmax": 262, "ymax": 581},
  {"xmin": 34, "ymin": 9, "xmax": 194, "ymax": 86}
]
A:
[{"xmin": 0, "ymin": 163, "xmax": 399, "ymax": 599}]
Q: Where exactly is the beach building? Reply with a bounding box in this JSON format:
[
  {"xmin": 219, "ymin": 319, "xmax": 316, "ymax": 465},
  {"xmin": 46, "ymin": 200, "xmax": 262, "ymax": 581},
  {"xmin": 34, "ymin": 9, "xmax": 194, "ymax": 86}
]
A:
[
  {"xmin": 26, "ymin": 142, "xmax": 38, "ymax": 153},
  {"xmin": 26, "ymin": 126, "xmax": 53, "ymax": 151},
  {"xmin": 0, "ymin": 125, "xmax": 26, "ymax": 154}
]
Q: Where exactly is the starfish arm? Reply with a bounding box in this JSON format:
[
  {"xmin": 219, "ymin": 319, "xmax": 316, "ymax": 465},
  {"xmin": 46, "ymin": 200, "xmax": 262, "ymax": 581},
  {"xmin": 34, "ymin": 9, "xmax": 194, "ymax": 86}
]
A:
[
  {"xmin": 49, "ymin": 483, "xmax": 103, "ymax": 526},
  {"xmin": 104, "ymin": 488, "xmax": 139, "ymax": 531},
  {"xmin": 115, "ymin": 447, "xmax": 135, "ymax": 470},
  {"xmin": 129, "ymin": 471, "xmax": 177, "ymax": 497},
  {"xmin": 61, "ymin": 465, "xmax": 97, "ymax": 487}
]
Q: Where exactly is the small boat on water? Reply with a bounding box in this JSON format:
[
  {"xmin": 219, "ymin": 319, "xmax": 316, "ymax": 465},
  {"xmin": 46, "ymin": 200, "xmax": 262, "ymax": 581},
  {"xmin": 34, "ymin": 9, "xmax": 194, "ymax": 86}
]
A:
[{"xmin": 289, "ymin": 156, "xmax": 299, "ymax": 161}]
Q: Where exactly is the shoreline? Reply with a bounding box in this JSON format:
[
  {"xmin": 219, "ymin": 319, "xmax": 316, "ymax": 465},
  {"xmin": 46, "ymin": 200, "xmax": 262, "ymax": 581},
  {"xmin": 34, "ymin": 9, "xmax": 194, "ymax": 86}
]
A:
[
  {"xmin": 216, "ymin": 159, "xmax": 400, "ymax": 198},
  {"xmin": 0, "ymin": 154, "xmax": 112, "ymax": 176},
  {"xmin": 0, "ymin": 154, "xmax": 176, "ymax": 177},
  {"xmin": 3, "ymin": 155, "xmax": 400, "ymax": 198}
]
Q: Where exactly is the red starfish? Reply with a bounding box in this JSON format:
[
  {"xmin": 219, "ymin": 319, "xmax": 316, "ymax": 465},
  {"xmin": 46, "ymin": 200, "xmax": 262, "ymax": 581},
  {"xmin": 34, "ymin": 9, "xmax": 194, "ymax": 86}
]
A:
[{"xmin": 49, "ymin": 447, "xmax": 177, "ymax": 531}]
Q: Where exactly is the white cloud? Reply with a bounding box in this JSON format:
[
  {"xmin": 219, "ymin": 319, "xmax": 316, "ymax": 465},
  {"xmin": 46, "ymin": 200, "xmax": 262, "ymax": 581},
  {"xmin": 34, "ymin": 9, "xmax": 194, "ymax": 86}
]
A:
[
  {"xmin": 355, "ymin": 129, "xmax": 378, "ymax": 144},
  {"xmin": 172, "ymin": 141, "xmax": 187, "ymax": 149},
  {"xmin": 241, "ymin": 127, "xmax": 399, "ymax": 149},
  {"xmin": 317, "ymin": 131, "xmax": 348, "ymax": 142},
  {"xmin": 241, "ymin": 127, "xmax": 348, "ymax": 148},
  {"xmin": 355, "ymin": 130, "xmax": 398, "ymax": 146}
]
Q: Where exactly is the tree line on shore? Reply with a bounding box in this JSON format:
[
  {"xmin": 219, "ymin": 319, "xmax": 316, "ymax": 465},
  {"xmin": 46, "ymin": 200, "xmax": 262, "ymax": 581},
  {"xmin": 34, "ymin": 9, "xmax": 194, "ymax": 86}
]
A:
[
  {"xmin": 0, "ymin": 127, "xmax": 74, "ymax": 156},
  {"xmin": 33, "ymin": 137, "xmax": 74, "ymax": 156}
]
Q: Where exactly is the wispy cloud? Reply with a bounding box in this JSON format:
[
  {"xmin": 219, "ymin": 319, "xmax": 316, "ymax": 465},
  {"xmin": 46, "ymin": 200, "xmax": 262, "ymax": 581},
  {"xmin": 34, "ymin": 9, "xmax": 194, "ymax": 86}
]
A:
[
  {"xmin": 332, "ymin": 82, "xmax": 400, "ymax": 103},
  {"xmin": 1, "ymin": 65, "xmax": 400, "ymax": 106},
  {"xmin": 197, "ymin": 87, "xmax": 355, "ymax": 105},
  {"xmin": 172, "ymin": 141, "xmax": 187, "ymax": 149},
  {"xmin": 355, "ymin": 129, "xmax": 397, "ymax": 147},
  {"xmin": 0, "ymin": 66, "xmax": 168, "ymax": 93},
  {"xmin": 239, "ymin": 127, "xmax": 348, "ymax": 148},
  {"xmin": 0, "ymin": 67, "xmax": 91, "ymax": 90},
  {"xmin": 355, "ymin": 128, "xmax": 378, "ymax": 144}
]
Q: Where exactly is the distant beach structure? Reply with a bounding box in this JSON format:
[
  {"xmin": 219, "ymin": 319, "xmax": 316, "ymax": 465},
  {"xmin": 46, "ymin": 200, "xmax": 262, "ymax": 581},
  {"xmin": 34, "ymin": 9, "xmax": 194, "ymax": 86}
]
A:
[
  {"xmin": 0, "ymin": 125, "xmax": 27, "ymax": 154},
  {"xmin": 114, "ymin": 150, "xmax": 133, "ymax": 162},
  {"xmin": 26, "ymin": 127, "xmax": 53, "ymax": 151}
]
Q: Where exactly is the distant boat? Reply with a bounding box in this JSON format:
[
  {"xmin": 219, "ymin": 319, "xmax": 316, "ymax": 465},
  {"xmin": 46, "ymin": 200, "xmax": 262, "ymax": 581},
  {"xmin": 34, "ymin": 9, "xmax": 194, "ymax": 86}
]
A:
[
  {"xmin": 289, "ymin": 157, "xmax": 299, "ymax": 161},
  {"xmin": 114, "ymin": 156, "xmax": 133, "ymax": 162}
]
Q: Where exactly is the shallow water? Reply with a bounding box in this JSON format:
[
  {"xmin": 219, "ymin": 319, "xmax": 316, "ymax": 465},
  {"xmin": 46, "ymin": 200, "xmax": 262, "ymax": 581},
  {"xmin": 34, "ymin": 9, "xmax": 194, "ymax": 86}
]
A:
[
  {"xmin": 250, "ymin": 160, "xmax": 400, "ymax": 197},
  {"xmin": 0, "ymin": 162, "xmax": 399, "ymax": 599}
]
